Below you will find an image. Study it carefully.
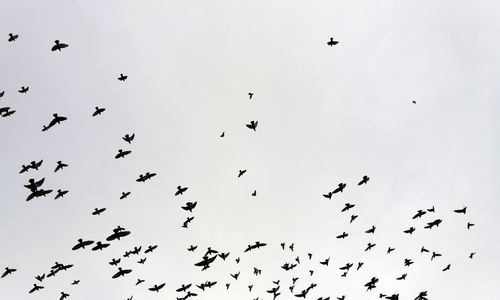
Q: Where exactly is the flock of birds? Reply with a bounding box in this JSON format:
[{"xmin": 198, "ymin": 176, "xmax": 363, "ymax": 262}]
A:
[{"xmin": 2, "ymin": 32, "xmax": 477, "ymax": 300}]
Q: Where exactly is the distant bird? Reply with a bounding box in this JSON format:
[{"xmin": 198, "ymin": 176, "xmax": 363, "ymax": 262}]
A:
[
  {"xmin": 123, "ymin": 133, "xmax": 135, "ymax": 144},
  {"xmin": 92, "ymin": 208, "xmax": 106, "ymax": 216},
  {"xmin": 415, "ymin": 291, "xmax": 429, "ymax": 300},
  {"xmin": 357, "ymin": 262, "xmax": 364, "ymax": 270},
  {"xmin": 387, "ymin": 247, "xmax": 395, "ymax": 254},
  {"xmin": 175, "ymin": 186, "xmax": 188, "ymax": 196},
  {"xmin": 431, "ymin": 252, "xmax": 442, "ymax": 261},
  {"xmin": 342, "ymin": 203, "xmax": 355, "ymax": 212},
  {"xmin": 1, "ymin": 108, "xmax": 15, "ymax": 117},
  {"xmin": 0, "ymin": 91, "xmax": 3, "ymax": 97},
  {"xmin": 365, "ymin": 225, "xmax": 376, "ymax": 234},
  {"xmin": 1, "ymin": 267, "xmax": 16, "ymax": 278},
  {"xmin": 188, "ymin": 245, "xmax": 197, "ymax": 252},
  {"xmin": 54, "ymin": 189, "xmax": 68, "ymax": 199},
  {"xmin": 238, "ymin": 170, "xmax": 247, "ymax": 178},
  {"xmin": 358, "ymin": 175, "xmax": 369, "ymax": 185},
  {"xmin": 35, "ymin": 274, "xmax": 45, "ymax": 282},
  {"xmin": 218, "ymin": 252, "xmax": 230, "ymax": 260},
  {"xmin": 54, "ymin": 161, "xmax": 68, "ymax": 172},
  {"xmin": 454, "ymin": 206, "xmax": 467, "ymax": 214},
  {"xmin": 29, "ymin": 284, "xmax": 44, "ymax": 293},
  {"xmin": 319, "ymin": 258, "xmax": 330, "ymax": 266},
  {"xmin": 176, "ymin": 284, "xmax": 192, "ymax": 292},
  {"xmin": 246, "ymin": 120, "xmax": 258, "ymax": 131},
  {"xmin": 92, "ymin": 241, "xmax": 110, "ymax": 251},
  {"xmin": 424, "ymin": 219, "xmax": 442, "ymax": 229},
  {"xmin": 404, "ymin": 258, "xmax": 414, "ymax": 266},
  {"xmin": 252, "ymin": 190, "xmax": 257, "ymax": 196},
  {"xmin": 51, "ymin": 40, "xmax": 68, "ymax": 51},
  {"xmin": 43, "ymin": 113, "xmax": 67, "ymax": 131},
  {"xmin": 59, "ymin": 292, "xmax": 69, "ymax": 300},
  {"xmin": 137, "ymin": 257, "xmax": 146, "ymax": 264},
  {"xmin": 72, "ymin": 239, "xmax": 94, "ymax": 250},
  {"xmin": 230, "ymin": 271, "xmax": 240, "ymax": 280},
  {"xmin": 136, "ymin": 279, "xmax": 145, "ymax": 285},
  {"xmin": 412, "ymin": 210, "xmax": 426, "ymax": 219},
  {"xmin": 18, "ymin": 86, "xmax": 29, "ymax": 93},
  {"xmin": 115, "ymin": 149, "xmax": 131, "ymax": 159},
  {"xmin": 467, "ymin": 222, "xmax": 475, "ymax": 230},
  {"xmin": 323, "ymin": 191, "xmax": 333, "ymax": 199},
  {"xmin": 421, "ymin": 246, "xmax": 429, "ymax": 253},
  {"xmin": 112, "ymin": 267, "xmax": 132, "ymax": 278},
  {"xmin": 145, "ymin": 245, "xmax": 158, "ymax": 254},
  {"xmin": 469, "ymin": 252, "xmax": 476, "ymax": 259},
  {"xmin": 248, "ymin": 92, "xmax": 253, "ymax": 99},
  {"xmin": 333, "ymin": 183, "xmax": 346, "ymax": 194},
  {"xmin": 327, "ymin": 37, "xmax": 339, "ymax": 46},
  {"xmin": 336, "ymin": 232, "xmax": 348, "ymax": 239},
  {"xmin": 136, "ymin": 172, "xmax": 156, "ymax": 182},
  {"xmin": 427, "ymin": 206, "xmax": 435, "ymax": 213},
  {"xmin": 220, "ymin": 132, "xmax": 225, "ymax": 137},
  {"xmin": 412, "ymin": 100, "xmax": 416, "ymax": 104},
  {"xmin": 120, "ymin": 192, "xmax": 131, "ymax": 199},
  {"xmin": 109, "ymin": 258, "xmax": 121, "ymax": 266},
  {"xmin": 182, "ymin": 216, "xmax": 194, "ymax": 228},
  {"xmin": 404, "ymin": 227, "xmax": 415, "ymax": 234},
  {"xmin": 365, "ymin": 243, "xmax": 376, "ymax": 251},
  {"xmin": 71, "ymin": 280, "xmax": 79, "ymax": 285},
  {"xmin": 350, "ymin": 215, "xmax": 358, "ymax": 223},
  {"xmin": 24, "ymin": 178, "xmax": 45, "ymax": 192},
  {"xmin": 118, "ymin": 73, "xmax": 128, "ymax": 81},
  {"xmin": 92, "ymin": 107, "xmax": 105, "ymax": 116},
  {"xmin": 8, "ymin": 33, "xmax": 18, "ymax": 42},
  {"xmin": 396, "ymin": 273, "xmax": 407, "ymax": 280},
  {"xmin": 442, "ymin": 264, "xmax": 451, "ymax": 271}
]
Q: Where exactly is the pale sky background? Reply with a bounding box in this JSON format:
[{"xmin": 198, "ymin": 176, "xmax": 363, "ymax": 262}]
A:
[{"xmin": 1, "ymin": 1, "xmax": 499, "ymax": 299}]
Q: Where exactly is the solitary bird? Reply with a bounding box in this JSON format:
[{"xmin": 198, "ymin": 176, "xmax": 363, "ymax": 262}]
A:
[
  {"xmin": 442, "ymin": 264, "xmax": 451, "ymax": 271},
  {"xmin": 358, "ymin": 175, "xmax": 369, "ymax": 185},
  {"xmin": 454, "ymin": 206, "xmax": 467, "ymax": 214},
  {"xmin": 59, "ymin": 292, "xmax": 69, "ymax": 300},
  {"xmin": 18, "ymin": 86, "xmax": 29, "ymax": 93},
  {"xmin": 144, "ymin": 245, "xmax": 158, "ymax": 254},
  {"xmin": 120, "ymin": 192, "xmax": 131, "ymax": 199},
  {"xmin": 467, "ymin": 222, "xmax": 475, "ymax": 230},
  {"xmin": 246, "ymin": 120, "xmax": 258, "ymax": 131},
  {"xmin": 51, "ymin": 40, "xmax": 68, "ymax": 51},
  {"xmin": 92, "ymin": 107, "xmax": 105, "ymax": 116},
  {"xmin": 238, "ymin": 169, "xmax": 247, "ymax": 178},
  {"xmin": 8, "ymin": 33, "xmax": 18, "ymax": 42},
  {"xmin": 327, "ymin": 37, "xmax": 339, "ymax": 46},
  {"xmin": 118, "ymin": 73, "xmax": 128, "ymax": 81},
  {"xmin": 404, "ymin": 227, "xmax": 415, "ymax": 234}
]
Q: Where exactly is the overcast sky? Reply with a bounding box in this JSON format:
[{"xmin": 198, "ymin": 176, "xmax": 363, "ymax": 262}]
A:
[{"xmin": 1, "ymin": 1, "xmax": 499, "ymax": 299}]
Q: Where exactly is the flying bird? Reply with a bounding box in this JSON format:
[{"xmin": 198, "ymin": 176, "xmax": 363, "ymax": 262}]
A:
[
  {"xmin": 112, "ymin": 267, "xmax": 132, "ymax": 278},
  {"xmin": 123, "ymin": 133, "xmax": 135, "ymax": 143},
  {"xmin": 333, "ymin": 183, "xmax": 346, "ymax": 193},
  {"xmin": 43, "ymin": 114, "xmax": 67, "ymax": 131},
  {"xmin": 72, "ymin": 239, "xmax": 94, "ymax": 250},
  {"xmin": 238, "ymin": 169, "xmax": 247, "ymax": 178},
  {"xmin": 8, "ymin": 33, "xmax": 18, "ymax": 42},
  {"xmin": 175, "ymin": 186, "xmax": 188, "ymax": 196},
  {"xmin": 118, "ymin": 73, "xmax": 128, "ymax": 81},
  {"xmin": 1, "ymin": 267, "xmax": 16, "ymax": 278},
  {"xmin": 92, "ymin": 107, "xmax": 105, "ymax": 116},
  {"xmin": 29, "ymin": 284, "xmax": 44, "ymax": 293},
  {"xmin": 115, "ymin": 149, "xmax": 131, "ymax": 159},
  {"xmin": 246, "ymin": 120, "xmax": 258, "ymax": 131},
  {"xmin": 54, "ymin": 189, "xmax": 68, "ymax": 199},
  {"xmin": 327, "ymin": 37, "xmax": 339, "ymax": 46},
  {"xmin": 358, "ymin": 175, "xmax": 369, "ymax": 185},
  {"xmin": 454, "ymin": 206, "xmax": 467, "ymax": 214},
  {"xmin": 54, "ymin": 161, "xmax": 68, "ymax": 172},
  {"xmin": 51, "ymin": 40, "xmax": 68, "ymax": 51},
  {"xmin": 18, "ymin": 86, "xmax": 29, "ymax": 93}
]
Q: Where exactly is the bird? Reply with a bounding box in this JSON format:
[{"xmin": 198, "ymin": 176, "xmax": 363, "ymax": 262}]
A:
[
  {"xmin": 43, "ymin": 114, "xmax": 67, "ymax": 131},
  {"xmin": 8, "ymin": 33, "xmax": 18, "ymax": 42},
  {"xmin": 412, "ymin": 100, "xmax": 417, "ymax": 104},
  {"xmin": 54, "ymin": 189, "xmax": 68, "ymax": 199},
  {"xmin": 72, "ymin": 239, "xmax": 94, "ymax": 250},
  {"xmin": 252, "ymin": 190, "xmax": 257, "ymax": 196},
  {"xmin": 336, "ymin": 232, "xmax": 348, "ymax": 239},
  {"xmin": 175, "ymin": 186, "xmax": 188, "ymax": 196},
  {"xmin": 246, "ymin": 120, "xmax": 258, "ymax": 131},
  {"xmin": 182, "ymin": 216, "xmax": 194, "ymax": 228},
  {"xmin": 333, "ymin": 183, "xmax": 346, "ymax": 193},
  {"xmin": 120, "ymin": 191, "xmax": 131, "ymax": 199},
  {"xmin": 342, "ymin": 203, "xmax": 355, "ymax": 212},
  {"xmin": 220, "ymin": 131, "xmax": 225, "ymax": 137},
  {"xmin": 358, "ymin": 175, "xmax": 369, "ymax": 185},
  {"xmin": 412, "ymin": 210, "xmax": 426, "ymax": 219},
  {"xmin": 149, "ymin": 283, "xmax": 166, "ymax": 292},
  {"xmin": 365, "ymin": 225, "xmax": 376, "ymax": 234},
  {"xmin": 442, "ymin": 264, "xmax": 451, "ymax": 271},
  {"xmin": 35, "ymin": 274, "xmax": 45, "ymax": 282},
  {"xmin": 350, "ymin": 215, "xmax": 358, "ymax": 223},
  {"xmin": 54, "ymin": 161, "xmax": 68, "ymax": 172},
  {"xmin": 92, "ymin": 208, "xmax": 106, "ymax": 215},
  {"xmin": 327, "ymin": 37, "xmax": 339, "ymax": 46},
  {"xmin": 404, "ymin": 227, "xmax": 415, "ymax": 234},
  {"xmin": 92, "ymin": 241, "xmax": 110, "ymax": 251},
  {"xmin": 323, "ymin": 191, "xmax": 333, "ymax": 199},
  {"xmin": 24, "ymin": 178, "xmax": 45, "ymax": 192},
  {"xmin": 29, "ymin": 284, "xmax": 44, "ymax": 293},
  {"xmin": 387, "ymin": 247, "xmax": 395, "ymax": 254},
  {"xmin": 427, "ymin": 206, "xmax": 435, "ymax": 212},
  {"xmin": 454, "ymin": 206, "xmax": 467, "ymax": 214},
  {"xmin": 319, "ymin": 258, "xmax": 330, "ymax": 266},
  {"xmin": 467, "ymin": 222, "xmax": 475, "ymax": 230},
  {"xmin": 136, "ymin": 279, "xmax": 145, "ymax": 285},
  {"xmin": 218, "ymin": 252, "xmax": 230, "ymax": 260},
  {"xmin": 18, "ymin": 86, "xmax": 29, "ymax": 93},
  {"xmin": 469, "ymin": 252, "xmax": 476, "ymax": 259},
  {"xmin": 1, "ymin": 267, "xmax": 16, "ymax": 278},
  {"xmin": 115, "ymin": 149, "xmax": 131, "ymax": 159},
  {"xmin": 421, "ymin": 246, "xmax": 430, "ymax": 253},
  {"xmin": 71, "ymin": 280, "xmax": 80, "ymax": 285},
  {"xmin": 112, "ymin": 267, "xmax": 132, "ymax": 278},
  {"xmin": 365, "ymin": 243, "xmax": 376, "ymax": 251},
  {"xmin": 137, "ymin": 257, "xmax": 147, "ymax": 264},
  {"xmin": 109, "ymin": 258, "xmax": 121, "ymax": 266},
  {"xmin": 176, "ymin": 283, "xmax": 192, "ymax": 292},
  {"xmin": 357, "ymin": 262, "xmax": 364, "ymax": 270},
  {"xmin": 431, "ymin": 252, "xmax": 442, "ymax": 261},
  {"xmin": 230, "ymin": 271, "xmax": 240, "ymax": 280},
  {"xmin": 59, "ymin": 292, "xmax": 70, "ymax": 300},
  {"xmin": 248, "ymin": 92, "xmax": 253, "ymax": 99},
  {"xmin": 188, "ymin": 245, "xmax": 197, "ymax": 252},
  {"xmin": 404, "ymin": 258, "xmax": 414, "ymax": 266},
  {"xmin": 396, "ymin": 273, "xmax": 407, "ymax": 280},
  {"xmin": 1, "ymin": 108, "xmax": 15, "ymax": 117},
  {"xmin": 238, "ymin": 170, "xmax": 247, "ymax": 178},
  {"xmin": 92, "ymin": 107, "xmax": 105, "ymax": 116},
  {"xmin": 145, "ymin": 245, "xmax": 158, "ymax": 254},
  {"xmin": 0, "ymin": 91, "xmax": 3, "ymax": 97},
  {"xmin": 123, "ymin": 133, "xmax": 135, "ymax": 143},
  {"xmin": 118, "ymin": 73, "xmax": 128, "ymax": 81},
  {"xmin": 51, "ymin": 40, "xmax": 69, "ymax": 51},
  {"xmin": 424, "ymin": 219, "xmax": 442, "ymax": 229}
]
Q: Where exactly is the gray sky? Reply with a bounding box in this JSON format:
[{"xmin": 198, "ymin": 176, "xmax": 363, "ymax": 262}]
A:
[{"xmin": 1, "ymin": 0, "xmax": 499, "ymax": 299}]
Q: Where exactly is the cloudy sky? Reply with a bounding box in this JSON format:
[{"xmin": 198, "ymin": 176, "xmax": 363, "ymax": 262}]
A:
[{"xmin": 1, "ymin": 1, "xmax": 499, "ymax": 299}]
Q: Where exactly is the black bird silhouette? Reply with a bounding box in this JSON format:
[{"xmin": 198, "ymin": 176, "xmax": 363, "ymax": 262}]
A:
[
  {"xmin": 92, "ymin": 208, "xmax": 106, "ymax": 215},
  {"xmin": 396, "ymin": 273, "xmax": 407, "ymax": 280},
  {"xmin": 24, "ymin": 178, "xmax": 45, "ymax": 192},
  {"xmin": 8, "ymin": 33, "xmax": 18, "ymax": 42},
  {"xmin": 106, "ymin": 227, "xmax": 130, "ymax": 241},
  {"xmin": 43, "ymin": 114, "xmax": 67, "ymax": 131},
  {"xmin": 412, "ymin": 210, "xmax": 426, "ymax": 219},
  {"xmin": 0, "ymin": 91, "xmax": 3, "ymax": 97},
  {"xmin": 29, "ymin": 284, "xmax": 44, "ymax": 293},
  {"xmin": 182, "ymin": 216, "xmax": 194, "ymax": 228},
  {"xmin": 118, "ymin": 73, "xmax": 128, "ymax": 81},
  {"xmin": 424, "ymin": 219, "xmax": 442, "ymax": 229},
  {"xmin": 364, "ymin": 277, "xmax": 379, "ymax": 291},
  {"xmin": 246, "ymin": 120, "xmax": 258, "ymax": 131},
  {"xmin": 176, "ymin": 283, "xmax": 192, "ymax": 292},
  {"xmin": 1, "ymin": 267, "xmax": 16, "ymax": 278},
  {"xmin": 136, "ymin": 172, "xmax": 157, "ymax": 182},
  {"xmin": 0, "ymin": 108, "xmax": 15, "ymax": 117},
  {"xmin": 427, "ymin": 206, "xmax": 435, "ymax": 213},
  {"xmin": 19, "ymin": 164, "xmax": 30, "ymax": 174},
  {"xmin": 319, "ymin": 258, "xmax": 330, "ymax": 266},
  {"xmin": 188, "ymin": 245, "xmax": 197, "ymax": 252},
  {"xmin": 404, "ymin": 227, "xmax": 415, "ymax": 234},
  {"xmin": 336, "ymin": 232, "xmax": 348, "ymax": 239},
  {"xmin": 327, "ymin": 37, "xmax": 339, "ymax": 46},
  {"xmin": 123, "ymin": 133, "xmax": 135, "ymax": 143},
  {"xmin": 120, "ymin": 191, "xmax": 131, "ymax": 199},
  {"xmin": 350, "ymin": 214, "xmax": 358, "ymax": 223},
  {"xmin": 365, "ymin": 243, "xmax": 376, "ymax": 251},
  {"xmin": 342, "ymin": 203, "xmax": 355, "ymax": 212},
  {"xmin": 71, "ymin": 280, "xmax": 79, "ymax": 285},
  {"xmin": 136, "ymin": 279, "xmax": 145, "ymax": 285},
  {"xmin": 415, "ymin": 291, "xmax": 429, "ymax": 300},
  {"xmin": 59, "ymin": 292, "xmax": 70, "ymax": 300},
  {"xmin": 54, "ymin": 189, "xmax": 68, "ymax": 199},
  {"xmin": 333, "ymin": 183, "xmax": 346, "ymax": 193},
  {"xmin": 72, "ymin": 239, "xmax": 94, "ymax": 250},
  {"xmin": 218, "ymin": 252, "xmax": 230, "ymax": 260},
  {"xmin": 181, "ymin": 202, "xmax": 198, "ymax": 212},
  {"xmin": 145, "ymin": 245, "xmax": 158, "ymax": 254},
  {"xmin": 112, "ymin": 267, "xmax": 132, "ymax": 278},
  {"xmin": 115, "ymin": 149, "xmax": 131, "ymax": 159},
  {"xmin": 230, "ymin": 271, "xmax": 240, "ymax": 280},
  {"xmin": 454, "ymin": 206, "xmax": 467, "ymax": 214},
  {"xmin": 442, "ymin": 264, "xmax": 451, "ymax": 271},
  {"xmin": 109, "ymin": 258, "xmax": 121, "ymax": 266},
  {"xmin": 323, "ymin": 191, "xmax": 333, "ymax": 199},
  {"xmin": 431, "ymin": 251, "xmax": 442, "ymax": 261},
  {"xmin": 92, "ymin": 107, "xmax": 105, "ymax": 116},
  {"xmin": 248, "ymin": 92, "xmax": 253, "ymax": 99},
  {"xmin": 51, "ymin": 40, "xmax": 68, "ymax": 51},
  {"xmin": 365, "ymin": 225, "xmax": 376, "ymax": 234},
  {"xmin": 30, "ymin": 159, "xmax": 43, "ymax": 170},
  {"xmin": 421, "ymin": 246, "xmax": 429, "ymax": 253},
  {"xmin": 358, "ymin": 175, "xmax": 370, "ymax": 185},
  {"xmin": 387, "ymin": 247, "xmax": 395, "ymax": 254},
  {"xmin": 35, "ymin": 274, "xmax": 45, "ymax": 282},
  {"xmin": 92, "ymin": 241, "xmax": 110, "ymax": 251},
  {"xmin": 220, "ymin": 131, "xmax": 225, "ymax": 137},
  {"xmin": 404, "ymin": 258, "xmax": 414, "ymax": 266},
  {"xmin": 26, "ymin": 188, "xmax": 53, "ymax": 201},
  {"xmin": 0, "ymin": 107, "xmax": 10, "ymax": 115},
  {"xmin": 339, "ymin": 263, "xmax": 353, "ymax": 271},
  {"xmin": 137, "ymin": 257, "xmax": 147, "ymax": 264},
  {"xmin": 412, "ymin": 100, "xmax": 417, "ymax": 104},
  {"xmin": 175, "ymin": 186, "xmax": 188, "ymax": 196},
  {"xmin": 54, "ymin": 161, "xmax": 68, "ymax": 172},
  {"xmin": 252, "ymin": 190, "xmax": 257, "ymax": 196},
  {"xmin": 244, "ymin": 241, "xmax": 267, "ymax": 252},
  {"xmin": 467, "ymin": 222, "xmax": 475, "ymax": 230},
  {"xmin": 18, "ymin": 86, "xmax": 29, "ymax": 93},
  {"xmin": 469, "ymin": 252, "xmax": 476, "ymax": 259},
  {"xmin": 357, "ymin": 262, "xmax": 364, "ymax": 270},
  {"xmin": 194, "ymin": 255, "xmax": 217, "ymax": 270},
  {"xmin": 238, "ymin": 169, "xmax": 247, "ymax": 178}
]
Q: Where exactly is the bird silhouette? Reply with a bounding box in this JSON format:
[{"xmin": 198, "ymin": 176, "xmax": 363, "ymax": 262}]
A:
[
  {"xmin": 365, "ymin": 225, "xmax": 376, "ymax": 234},
  {"xmin": 333, "ymin": 183, "xmax": 346, "ymax": 193},
  {"xmin": 413, "ymin": 210, "xmax": 426, "ymax": 219},
  {"xmin": 469, "ymin": 252, "xmax": 476, "ymax": 259},
  {"xmin": 18, "ymin": 86, "xmax": 29, "ymax": 93},
  {"xmin": 342, "ymin": 203, "xmax": 355, "ymax": 212},
  {"xmin": 118, "ymin": 73, "xmax": 128, "ymax": 81},
  {"xmin": 319, "ymin": 258, "xmax": 330, "ymax": 266},
  {"xmin": 327, "ymin": 37, "xmax": 339, "ymax": 46},
  {"xmin": 387, "ymin": 247, "xmax": 395, "ymax": 254},
  {"xmin": 109, "ymin": 258, "xmax": 121, "ymax": 266},
  {"xmin": 238, "ymin": 169, "xmax": 247, "ymax": 178},
  {"xmin": 424, "ymin": 219, "xmax": 442, "ymax": 229},
  {"xmin": 454, "ymin": 206, "xmax": 467, "ymax": 214},
  {"xmin": 220, "ymin": 131, "xmax": 225, "ymax": 137},
  {"xmin": 365, "ymin": 243, "xmax": 376, "ymax": 251},
  {"xmin": 54, "ymin": 189, "xmax": 68, "ymax": 199},
  {"xmin": 336, "ymin": 232, "xmax": 348, "ymax": 239},
  {"xmin": 92, "ymin": 107, "xmax": 105, "ymax": 116},
  {"xmin": 246, "ymin": 120, "xmax": 258, "ymax": 131},
  {"xmin": 145, "ymin": 245, "xmax": 158, "ymax": 254},
  {"xmin": 43, "ymin": 114, "xmax": 67, "ymax": 131},
  {"xmin": 358, "ymin": 175, "xmax": 370, "ymax": 185},
  {"xmin": 188, "ymin": 245, "xmax": 197, "ymax": 252},
  {"xmin": 182, "ymin": 216, "xmax": 194, "ymax": 228},
  {"xmin": 442, "ymin": 264, "xmax": 451, "ymax": 271},
  {"xmin": 112, "ymin": 267, "xmax": 132, "ymax": 278},
  {"xmin": 120, "ymin": 191, "xmax": 131, "ymax": 199},
  {"xmin": 123, "ymin": 133, "xmax": 135, "ymax": 143},
  {"xmin": 54, "ymin": 161, "xmax": 68, "ymax": 172},
  {"xmin": 404, "ymin": 227, "xmax": 415, "ymax": 234},
  {"xmin": 51, "ymin": 40, "xmax": 68, "ymax": 51},
  {"xmin": 92, "ymin": 241, "xmax": 110, "ymax": 251},
  {"xmin": 115, "ymin": 149, "xmax": 131, "ymax": 159},
  {"xmin": 431, "ymin": 251, "xmax": 442, "ymax": 261},
  {"xmin": 1, "ymin": 267, "xmax": 16, "ymax": 278},
  {"xmin": 35, "ymin": 273, "xmax": 45, "ymax": 282},
  {"xmin": 175, "ymin": 186, "xmax": 188, "ymax": 196},
  {"xmin": 29, "ymin": 284, "xmax": 44, "ymax": 293},
  {"xmin": 467, "ymin": 222, "xmax": 475, "ymax": 230},
  {"xmin": 136, "ymin": 279, "xmax": 145, "ymax": 285},
  {"xmin": 8, "ymin": 33, "xmax": 18, "ymax": 42},
  {"xmin": 59, "ymin": 292, "xmax": 69, "ymax": 300},
  {"xmin": 248, "ymin": 92, "xmax": 253, "ymax": 99},
  {"xmin": 72, "ymin": 239, "xmax": 94, "ymax": 250}
]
